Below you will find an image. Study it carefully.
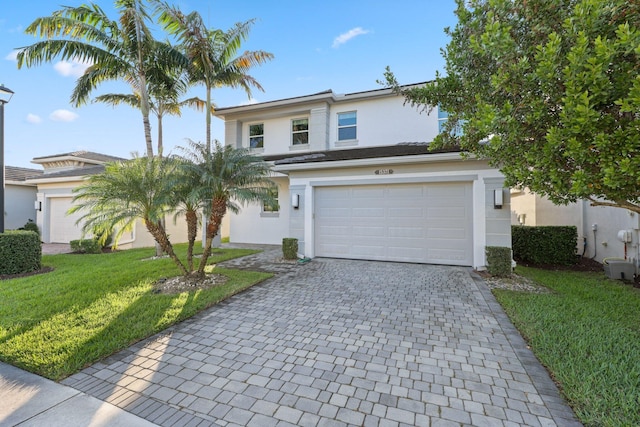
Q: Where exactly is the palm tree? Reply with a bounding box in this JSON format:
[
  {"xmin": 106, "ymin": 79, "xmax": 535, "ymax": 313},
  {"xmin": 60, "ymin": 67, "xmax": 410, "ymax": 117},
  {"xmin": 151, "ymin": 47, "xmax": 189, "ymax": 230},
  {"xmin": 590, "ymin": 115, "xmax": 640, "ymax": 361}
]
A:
[
  {"xmin": 155, "ymin": 3, "xmax": 274, "ymax": 149},
  {"xmin": 70, "ymin": 155, "xmax": 190, "ymax": 275},
  {"xmin": 179, "ymin": 141, "xmax": 276, "ymax": 277},
  {"xmin": 17, "ymin": 0, "xmax": 186, "ymax": 157}
]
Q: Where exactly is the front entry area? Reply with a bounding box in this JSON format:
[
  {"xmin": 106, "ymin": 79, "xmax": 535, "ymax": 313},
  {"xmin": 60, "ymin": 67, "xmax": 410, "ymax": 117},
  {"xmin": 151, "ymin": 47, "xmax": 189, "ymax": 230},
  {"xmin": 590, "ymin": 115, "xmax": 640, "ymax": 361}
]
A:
[{"xmin": 314, "ymin": 182, "xmax": 473, "ymax": 266}]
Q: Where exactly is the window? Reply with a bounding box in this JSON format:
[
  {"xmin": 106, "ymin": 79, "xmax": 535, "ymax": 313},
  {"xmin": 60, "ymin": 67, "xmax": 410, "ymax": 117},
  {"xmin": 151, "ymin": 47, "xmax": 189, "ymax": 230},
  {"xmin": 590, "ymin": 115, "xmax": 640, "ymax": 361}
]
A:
[
  {"xmin": 438, "ymin": 107, "xmax": 463, "ymax": 135},
  {"xmin": 338, "ymin": 111, "xmax": 357, "ymax": 141},
  {"xmin": 437, "ymin": 108, "xmax": 448, "ymax": 133},
  {"xmin": 291, "ymin": 118, "xmax": 308, "ymax": 145},
  {"xmin": 249, "ymin": 123, "xmax": 264, "ymax": 148},
  {"xmin": 262, "ymin": 187, "xmax": 280, "ymax": 213}
]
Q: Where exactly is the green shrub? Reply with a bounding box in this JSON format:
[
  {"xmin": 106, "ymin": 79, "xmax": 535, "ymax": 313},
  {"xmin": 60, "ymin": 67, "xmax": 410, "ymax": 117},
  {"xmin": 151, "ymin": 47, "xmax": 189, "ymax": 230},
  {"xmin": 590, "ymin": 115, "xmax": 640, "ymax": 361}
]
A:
[
  {"xmin": 70, "ymin": 239, "xmax": 102, "ymax": 254},
  {"xmin": 282, "ymin": 238, "xmax": 298, "ymax": 260},
  {"xmin": 22, "ymin": 219, "xmax": 40, "ymax": 235},
  {"xmin": 0, "ymin": 231, "xmax": 41, "ymax": 275},
  {"xmin": 486, "ymin": 246, "xmax": 513, "ymax": 277},
  {"xmin": 512, "ymin": 225, "xmax": 577, "ymax": 265}
]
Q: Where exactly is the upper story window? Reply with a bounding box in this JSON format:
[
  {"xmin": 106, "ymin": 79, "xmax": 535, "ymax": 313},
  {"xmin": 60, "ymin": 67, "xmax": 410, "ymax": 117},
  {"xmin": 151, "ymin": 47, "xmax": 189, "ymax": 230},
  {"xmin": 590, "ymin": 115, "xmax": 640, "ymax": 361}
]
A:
[
  {"xmin": 438, "ymin": 108, "xmax": 448, "ymax": 133},
  {"xmin": 438, "ymin": 107, "xmax": 463, "ymax": 135},
  {"xmin": 291, "ymin": 118, "xmax": 309, "ymax": 145},
  {"xmin": 249, "ymin": 123, "xmax": 264, "ymax": 149},
  {"xmin": 337, "ymin": 111, "xmax": 357, "ymax": 141}
]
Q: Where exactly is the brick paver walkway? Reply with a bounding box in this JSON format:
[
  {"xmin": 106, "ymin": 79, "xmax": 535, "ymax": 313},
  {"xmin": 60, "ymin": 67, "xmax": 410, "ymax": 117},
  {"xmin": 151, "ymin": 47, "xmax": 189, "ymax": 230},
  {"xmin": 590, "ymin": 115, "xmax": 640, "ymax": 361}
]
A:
[{"xmin": 63, "ymin": 248, "xmax": 580, "ymax": 426}]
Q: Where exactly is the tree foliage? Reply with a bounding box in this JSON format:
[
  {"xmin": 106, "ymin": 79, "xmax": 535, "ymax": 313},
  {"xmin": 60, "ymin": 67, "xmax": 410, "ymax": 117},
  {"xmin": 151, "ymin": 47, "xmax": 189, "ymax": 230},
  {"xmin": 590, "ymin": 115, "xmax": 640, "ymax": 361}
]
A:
[{"xmin": 383, "ymin": 0, "xmax": 640, "ymax": 213}]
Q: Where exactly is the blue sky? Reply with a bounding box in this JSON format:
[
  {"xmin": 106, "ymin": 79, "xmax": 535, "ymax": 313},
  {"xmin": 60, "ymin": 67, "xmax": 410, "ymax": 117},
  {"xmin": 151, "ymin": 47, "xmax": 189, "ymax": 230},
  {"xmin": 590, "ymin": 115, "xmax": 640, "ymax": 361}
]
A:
[{"xmin": 1, "ymin": 0, "xmax": 457, "ymax": 168}]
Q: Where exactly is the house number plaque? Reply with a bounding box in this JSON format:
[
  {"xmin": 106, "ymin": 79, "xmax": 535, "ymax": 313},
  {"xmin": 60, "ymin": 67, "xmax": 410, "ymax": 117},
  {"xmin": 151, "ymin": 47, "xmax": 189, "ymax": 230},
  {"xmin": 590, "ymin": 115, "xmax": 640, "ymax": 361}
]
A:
[{"xmin": 374, "ymin": 169, "xmax": 394, "ymax": 175}]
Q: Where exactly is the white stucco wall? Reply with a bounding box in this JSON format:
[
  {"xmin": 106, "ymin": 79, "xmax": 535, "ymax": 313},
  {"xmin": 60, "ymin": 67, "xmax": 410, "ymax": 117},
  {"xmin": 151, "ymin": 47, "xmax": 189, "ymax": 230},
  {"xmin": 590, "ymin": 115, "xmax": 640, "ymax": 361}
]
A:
[
  {"xmin": 225, "ymin": 93, "xmax": 440, "ymax": 154},
  {"xmin": 328, "ymin": 97, "xmax": 438, "ymax": 149},
  {"xmin": 228, "ymin": 176, "xmax": 290, "ymax": 245},
  {"xmin": 5, "ymin": 183, "xmax": 37, "ymax": 230}
]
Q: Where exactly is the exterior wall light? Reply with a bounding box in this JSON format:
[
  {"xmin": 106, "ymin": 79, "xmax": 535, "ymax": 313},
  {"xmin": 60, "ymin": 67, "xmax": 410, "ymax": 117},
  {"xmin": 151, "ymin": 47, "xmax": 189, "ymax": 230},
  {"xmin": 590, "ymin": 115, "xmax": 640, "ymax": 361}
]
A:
[
  {"xmin": 291, "ymin": 193, "xmax": 299, "ymax": 209},
  {"xmin": 494, "ymin": 188, "xmax": 503, "ymax": 209}
]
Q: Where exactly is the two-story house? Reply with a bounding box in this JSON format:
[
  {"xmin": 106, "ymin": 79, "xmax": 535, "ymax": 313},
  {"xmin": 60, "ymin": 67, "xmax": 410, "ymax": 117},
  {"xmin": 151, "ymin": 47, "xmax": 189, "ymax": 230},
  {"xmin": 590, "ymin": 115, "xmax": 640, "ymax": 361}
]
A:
[{"xmin": 214, "ymin": 84, "xmax": 511, "ymax": 269}]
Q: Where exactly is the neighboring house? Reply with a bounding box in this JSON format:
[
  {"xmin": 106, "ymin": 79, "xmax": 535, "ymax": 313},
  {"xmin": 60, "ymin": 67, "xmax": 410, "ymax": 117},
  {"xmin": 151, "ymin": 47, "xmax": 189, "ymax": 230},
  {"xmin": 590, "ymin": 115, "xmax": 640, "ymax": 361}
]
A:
[
  {"xmin": 214, "ymin": 85, "xmax": 511, "ymax": 269},
  {"xmin": 5, "ymin": 166, "xmax": 43, "ymax": 230},
  {"xmin": 25, "ymin": 150, "xmax": 188, "ymax": 248},
  {"xmin": 511, "ymin": 189, "xmax": 640, "ymax": 267}
]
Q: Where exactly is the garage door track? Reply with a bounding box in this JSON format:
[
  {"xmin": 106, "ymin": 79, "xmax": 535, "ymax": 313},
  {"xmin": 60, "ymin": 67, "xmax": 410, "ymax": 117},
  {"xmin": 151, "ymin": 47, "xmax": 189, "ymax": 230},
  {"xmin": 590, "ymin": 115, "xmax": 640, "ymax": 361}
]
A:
[{"xmin": 63, "ymin": 248, "xmax": 580, "ymax": 426}]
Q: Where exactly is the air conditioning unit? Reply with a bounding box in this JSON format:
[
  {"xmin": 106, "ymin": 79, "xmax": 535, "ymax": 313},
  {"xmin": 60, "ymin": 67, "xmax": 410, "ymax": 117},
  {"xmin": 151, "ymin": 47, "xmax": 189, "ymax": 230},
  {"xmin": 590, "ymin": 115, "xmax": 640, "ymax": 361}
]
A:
[{"xmin": 603, "ymin": 260, "xmax": 635, "ymax": 281}]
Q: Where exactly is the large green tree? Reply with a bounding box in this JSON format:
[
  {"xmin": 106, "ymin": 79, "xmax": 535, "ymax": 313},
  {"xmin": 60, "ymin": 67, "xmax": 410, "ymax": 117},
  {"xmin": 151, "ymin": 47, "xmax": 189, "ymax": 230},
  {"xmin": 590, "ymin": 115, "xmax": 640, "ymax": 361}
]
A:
[
  {"xmin": 383, "ymin": 0, "xmax": 640, "ymax": 213},
  {"xmin": 156, "ymin": 3, "xmax": 274, "ymax": 149}
]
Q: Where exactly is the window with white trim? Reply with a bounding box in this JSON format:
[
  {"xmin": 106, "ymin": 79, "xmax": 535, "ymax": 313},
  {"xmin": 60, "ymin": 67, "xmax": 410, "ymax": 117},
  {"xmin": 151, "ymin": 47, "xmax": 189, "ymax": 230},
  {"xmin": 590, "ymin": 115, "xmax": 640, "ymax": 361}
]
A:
[
  {"xmin": 291, "ymin": 118, "xmax": 309, "ymax": 145},
  {"xmin": 249, "ymin": 123, "xmax": 264, "ymax": 148},
  {"xmin": 438, "ymin": 107, "xmax": 463, "ymax": 135},
  {"xmin": 337, "ymin": 111, "xmax": 357, "ymax": 141},
  {"xmin": 262, "ymin": 187, "xmax": 280, "ymax": 213}
]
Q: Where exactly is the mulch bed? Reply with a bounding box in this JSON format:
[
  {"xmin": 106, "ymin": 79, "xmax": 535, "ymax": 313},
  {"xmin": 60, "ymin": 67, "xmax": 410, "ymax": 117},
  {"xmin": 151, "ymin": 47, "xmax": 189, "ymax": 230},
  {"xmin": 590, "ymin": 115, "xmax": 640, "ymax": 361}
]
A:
[
  {"xmin": 0, "ymin": 266, "xmax": 55, "ymax": 280},
  {"xmin": 516, "ymin": 256, "xmax": 604, "ymax": 273},
  {"xmin": 518, "ymin": 257, "xmax": 640, "ymax": 289}
]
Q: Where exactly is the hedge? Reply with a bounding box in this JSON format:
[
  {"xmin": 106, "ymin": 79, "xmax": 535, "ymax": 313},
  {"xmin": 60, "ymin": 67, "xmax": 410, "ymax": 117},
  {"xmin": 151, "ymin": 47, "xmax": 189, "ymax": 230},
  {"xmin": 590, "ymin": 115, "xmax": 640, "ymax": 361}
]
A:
[
  {"xmin": 282, "ymin": 238, "xmax": 298, "ymax": 260},
  {"xmin": 512, "ymin": 225, "xmax": 577, "ymax": 265},
  {"xmin": 0, "ymin": 231, "xmax": 41, "ymax": 275},
  {"xmin": 70, "ymin": 239, "xmax": 103, "ymax": 254},
  {"xmin": 486, "ymin": 246, "xmax": 512, "ymax": 277}
]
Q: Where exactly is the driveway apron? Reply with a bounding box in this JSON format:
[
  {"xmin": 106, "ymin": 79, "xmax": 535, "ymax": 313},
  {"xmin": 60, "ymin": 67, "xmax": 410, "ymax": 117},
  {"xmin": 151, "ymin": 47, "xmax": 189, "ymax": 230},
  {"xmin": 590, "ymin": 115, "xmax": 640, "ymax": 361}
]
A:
[{"xmin": 63, "ymin": 252, "xmax": 581, "ymax": 426}]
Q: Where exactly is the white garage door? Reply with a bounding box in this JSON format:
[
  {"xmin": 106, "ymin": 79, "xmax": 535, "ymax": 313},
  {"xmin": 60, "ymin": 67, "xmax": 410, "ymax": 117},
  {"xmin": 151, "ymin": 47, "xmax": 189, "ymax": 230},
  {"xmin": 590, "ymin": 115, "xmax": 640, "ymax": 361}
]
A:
[
  {"xmin": 315, "ymin": 182, "xmax": 473, "ymax": 265},
  {"xmin": 49, "ymin": 197, "xmax": 84, "ymax": 243}
]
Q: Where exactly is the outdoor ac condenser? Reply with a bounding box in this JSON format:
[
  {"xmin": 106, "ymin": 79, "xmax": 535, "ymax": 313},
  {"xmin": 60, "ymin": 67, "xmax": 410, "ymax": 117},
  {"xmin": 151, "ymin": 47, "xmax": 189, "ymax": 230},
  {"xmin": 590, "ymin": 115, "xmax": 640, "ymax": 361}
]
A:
[{"xmin": 603, "ymin": 260, "xmax": 635, "ymax": 281}]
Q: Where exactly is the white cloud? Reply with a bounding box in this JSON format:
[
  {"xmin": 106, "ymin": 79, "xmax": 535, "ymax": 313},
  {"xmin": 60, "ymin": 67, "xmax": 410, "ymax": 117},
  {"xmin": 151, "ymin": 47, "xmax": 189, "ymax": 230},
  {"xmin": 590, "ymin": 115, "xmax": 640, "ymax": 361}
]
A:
[
  {"xmin": 50, "ymin": 109, "xmax": 79, "ymax": 122},
  {"xmin": 4, "ymin": 50, "xmax": 18, "ymax": 61},
  {"xmin": 332, "ymin": 27, "xmax": 371, "ymax": 48},
  {"xmin": 26, "ymin": 114, "xmax": 42, "ymax": 124},
  {"xmin": 53, "ymin": 58, "xmax": 92, "ymax": 78}
]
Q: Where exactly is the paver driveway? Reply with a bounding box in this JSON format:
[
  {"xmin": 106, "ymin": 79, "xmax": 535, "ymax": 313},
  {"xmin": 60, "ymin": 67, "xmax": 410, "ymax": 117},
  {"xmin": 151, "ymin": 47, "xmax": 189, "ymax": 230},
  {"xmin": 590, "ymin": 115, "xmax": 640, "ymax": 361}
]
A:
[{"xmin": 63, "ymin": 251, "xmax": 580, "ymax": 426}]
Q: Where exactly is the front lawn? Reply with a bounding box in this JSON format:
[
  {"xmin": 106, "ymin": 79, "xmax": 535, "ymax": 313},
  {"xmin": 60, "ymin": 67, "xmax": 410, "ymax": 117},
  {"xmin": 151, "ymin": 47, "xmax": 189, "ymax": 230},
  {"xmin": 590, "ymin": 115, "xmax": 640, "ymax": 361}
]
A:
[
  {"xmin": 0, "ymin": 244, "xmax": 271, "ymax": 380},
  {"xmin": 493, "ymin": 267, "xmax": 640, "ymax": 427}
]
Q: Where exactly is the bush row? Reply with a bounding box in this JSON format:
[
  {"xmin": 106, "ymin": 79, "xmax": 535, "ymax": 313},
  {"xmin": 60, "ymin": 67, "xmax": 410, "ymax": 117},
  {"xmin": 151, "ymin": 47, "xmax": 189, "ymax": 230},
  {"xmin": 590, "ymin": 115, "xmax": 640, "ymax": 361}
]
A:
[{"xmin": 511, "ymin": 225, "xmax": 577, "ymax": 265}]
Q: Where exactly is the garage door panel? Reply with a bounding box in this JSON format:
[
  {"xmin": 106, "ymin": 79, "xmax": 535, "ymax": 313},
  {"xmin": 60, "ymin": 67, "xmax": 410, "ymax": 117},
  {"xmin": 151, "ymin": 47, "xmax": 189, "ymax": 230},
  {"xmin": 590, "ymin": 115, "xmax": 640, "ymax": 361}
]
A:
[
  {"xmin": 315, "ymin": 183, "xmax": 473, "ymax": 266},
  {"xmin": 353, "ymin": 226, "xmax": 385, "ymax": 237},
  {"xmin": 353, "ymin": 187, "xmax": 385, "ymax": 198},
  {"xmin": 351, "ymin": 245, "xmax": 386, "ymax": 257},
  {"xmin": 352, "ymin": 207, "xmax": 385, "ymax": 218},
  {"xmin": 428, "ymin": 228, "xmax": 467, "ymax": 239},
  {"xmin": 389, "ymin": 227, "xmax": 424, "ymax": 238},
  {"xmin": 388, "ymin": 207, "xmax": 424, "ymax": 218}
]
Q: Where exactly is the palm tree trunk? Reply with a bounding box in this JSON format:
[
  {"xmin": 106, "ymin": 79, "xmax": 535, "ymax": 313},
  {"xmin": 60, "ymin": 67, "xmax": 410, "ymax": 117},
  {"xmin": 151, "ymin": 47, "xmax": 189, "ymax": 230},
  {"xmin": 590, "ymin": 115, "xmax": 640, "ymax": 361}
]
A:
[
  {"xmin": 185, "ymin": 208, "xmax": 198, "ymax": 272},
  {"xmin": 145, "ymin": 219, "xmax": 189, "ymax": 276},
  {"xmin": 197, "ymin": 197, "xmax": 226, "ymax": 276},
  {"xmin": 205, "ymin": 83, "xmax": 212, "ymax": 151}
]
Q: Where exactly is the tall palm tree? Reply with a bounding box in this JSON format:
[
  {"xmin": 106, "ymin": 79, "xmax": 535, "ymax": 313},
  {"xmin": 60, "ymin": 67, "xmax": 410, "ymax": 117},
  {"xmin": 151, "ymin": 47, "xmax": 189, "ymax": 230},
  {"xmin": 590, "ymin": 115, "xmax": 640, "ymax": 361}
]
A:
[
  {"xmin": 179, "ymin": 140, "xmax": 275, "ymax": 277},
  {"xmin": 17, "ymin": 0, "xmax": 186, "ymax": 157},
  {"xmin": 155, "ymin": 3, "xmax": 274, "ymax": 149}
]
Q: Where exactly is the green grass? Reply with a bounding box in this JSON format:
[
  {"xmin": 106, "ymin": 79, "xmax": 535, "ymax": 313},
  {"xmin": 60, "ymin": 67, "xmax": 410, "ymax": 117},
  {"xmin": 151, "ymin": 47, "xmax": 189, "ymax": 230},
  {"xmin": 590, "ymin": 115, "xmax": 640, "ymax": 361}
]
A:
[
  {"xmin": 0, "ymin": 244, "xmax": 270, "ymax": 380},
  {"xmin": 493, "ymin": 267, "xmax": 640, "ymax": 427}
]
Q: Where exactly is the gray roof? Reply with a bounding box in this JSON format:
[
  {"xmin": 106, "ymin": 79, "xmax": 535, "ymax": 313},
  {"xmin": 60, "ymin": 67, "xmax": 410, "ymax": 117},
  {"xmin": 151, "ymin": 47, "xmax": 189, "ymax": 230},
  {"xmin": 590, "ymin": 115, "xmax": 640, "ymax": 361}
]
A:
[
  {"xmin": 6, "ymin": 166, "xmax": 44, "ymax": 182},
  {"xmin": 32, "ymin": 150, "xmax": 126, "ymax": 163},
  {"xmin": 269, "ymin": 143, "xmax": 461, "ymax": 165},
  {"xmin": 28, "ymin": 164, "xmax": 107, "ymax": 180}
]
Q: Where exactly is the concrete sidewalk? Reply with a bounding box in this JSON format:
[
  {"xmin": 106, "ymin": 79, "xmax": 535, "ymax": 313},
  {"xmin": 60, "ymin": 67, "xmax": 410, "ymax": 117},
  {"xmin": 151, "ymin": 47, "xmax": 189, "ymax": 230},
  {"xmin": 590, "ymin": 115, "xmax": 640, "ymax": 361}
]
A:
[{"xmin": 0, "ymin": 362, "xmax": 156, "ymax": 427}]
